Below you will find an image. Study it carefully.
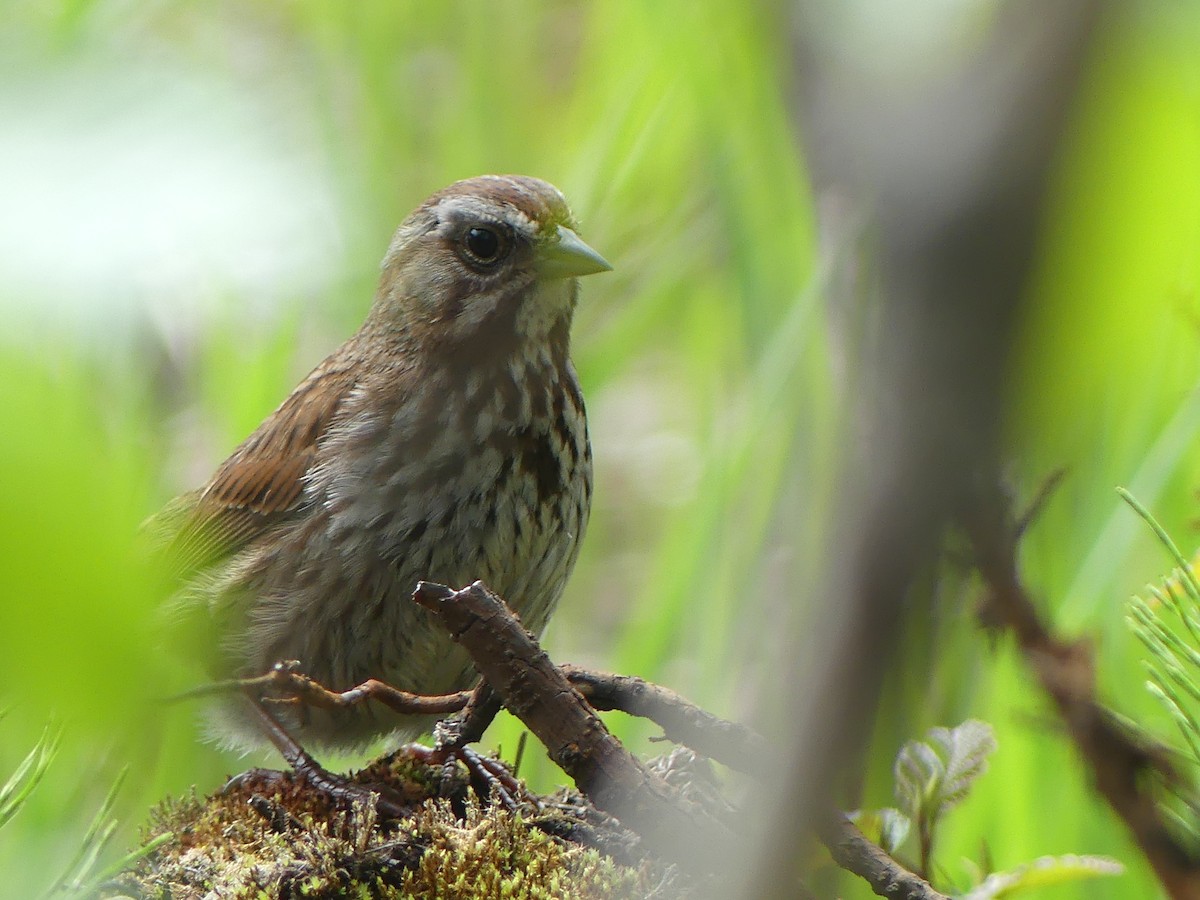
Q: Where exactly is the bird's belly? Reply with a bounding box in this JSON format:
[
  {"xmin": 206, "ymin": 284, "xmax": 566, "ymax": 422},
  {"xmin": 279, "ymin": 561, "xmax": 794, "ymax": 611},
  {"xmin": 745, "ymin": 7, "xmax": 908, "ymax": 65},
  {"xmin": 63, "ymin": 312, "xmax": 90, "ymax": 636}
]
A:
[{"xmin": 218, "ymin": 441, "xmax": 588, "ymax": 749}]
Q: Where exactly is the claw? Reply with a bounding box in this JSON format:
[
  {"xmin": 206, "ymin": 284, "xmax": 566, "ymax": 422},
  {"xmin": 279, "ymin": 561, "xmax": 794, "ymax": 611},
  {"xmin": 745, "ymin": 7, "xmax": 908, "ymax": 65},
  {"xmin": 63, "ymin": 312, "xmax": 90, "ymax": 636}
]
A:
[{"xmin": 407, "ymin": 742, "xmax": 532, "ymax": 811}]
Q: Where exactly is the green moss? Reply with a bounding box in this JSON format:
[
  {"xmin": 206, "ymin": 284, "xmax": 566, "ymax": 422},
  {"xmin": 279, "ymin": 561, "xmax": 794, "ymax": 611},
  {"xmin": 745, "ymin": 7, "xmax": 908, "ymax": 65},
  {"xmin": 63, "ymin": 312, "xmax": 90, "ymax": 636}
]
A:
[
  {"xmin": 398, "ymin": 802, "xmax": 656, "ymax": 899},
  {"xmin": 106, "ymin": 748, "xmax": 682, "ymax": 899}
]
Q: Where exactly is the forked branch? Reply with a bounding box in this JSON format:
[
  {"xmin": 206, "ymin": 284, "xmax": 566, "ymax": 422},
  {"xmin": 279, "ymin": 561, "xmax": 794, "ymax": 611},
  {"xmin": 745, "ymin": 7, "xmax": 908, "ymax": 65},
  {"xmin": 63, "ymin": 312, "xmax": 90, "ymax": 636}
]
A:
[{"xmin": 225, "ymin": 580, "xmax": 948, "ymax": 897}]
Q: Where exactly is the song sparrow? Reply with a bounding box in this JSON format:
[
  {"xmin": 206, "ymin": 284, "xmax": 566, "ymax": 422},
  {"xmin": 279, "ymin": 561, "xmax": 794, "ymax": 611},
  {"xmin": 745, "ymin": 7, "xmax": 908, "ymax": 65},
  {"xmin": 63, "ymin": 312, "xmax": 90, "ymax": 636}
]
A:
[{"xmin": 158, "ymin": 175, "xmax": 610, "ymax": 750}]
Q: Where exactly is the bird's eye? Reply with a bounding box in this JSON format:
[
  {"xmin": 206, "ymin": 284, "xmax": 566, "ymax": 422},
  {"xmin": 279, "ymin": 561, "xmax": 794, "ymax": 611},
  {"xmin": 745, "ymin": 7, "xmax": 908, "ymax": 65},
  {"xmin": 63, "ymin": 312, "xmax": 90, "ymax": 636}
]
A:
[{"xmin": 463, "ymin": 226, "xmax": 504, "ymax": 265}]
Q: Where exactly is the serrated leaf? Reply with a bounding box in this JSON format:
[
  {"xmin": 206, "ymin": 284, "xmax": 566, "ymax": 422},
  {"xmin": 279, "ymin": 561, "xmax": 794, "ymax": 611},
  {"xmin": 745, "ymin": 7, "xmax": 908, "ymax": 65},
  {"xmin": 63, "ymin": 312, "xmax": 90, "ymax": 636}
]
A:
[
  {"xmin": 931, "ymin": 719, "xmax": 996, "ymax": 814},
  {"xmin": 894, "ymin": 720, "xmax": 995, "ymax": 824},
  {"xmin": 961, "ymin": 854, "xmax": 1123, "ymax": 899}
]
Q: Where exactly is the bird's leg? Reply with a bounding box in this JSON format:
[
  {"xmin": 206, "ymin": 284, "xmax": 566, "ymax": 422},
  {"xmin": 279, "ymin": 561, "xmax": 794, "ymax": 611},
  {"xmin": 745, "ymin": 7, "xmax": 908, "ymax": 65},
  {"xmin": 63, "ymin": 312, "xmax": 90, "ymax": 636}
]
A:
[
  {"xmin": 246, "ymin": 660, "xmax": 472, "ymax": 717},
  {"xmin": 223, "ymin": 693, "xmax": 411, "ymax": 819},
  {"xmin": 233, "ymin": 665, "xmax": 527, "ymax": 810}
]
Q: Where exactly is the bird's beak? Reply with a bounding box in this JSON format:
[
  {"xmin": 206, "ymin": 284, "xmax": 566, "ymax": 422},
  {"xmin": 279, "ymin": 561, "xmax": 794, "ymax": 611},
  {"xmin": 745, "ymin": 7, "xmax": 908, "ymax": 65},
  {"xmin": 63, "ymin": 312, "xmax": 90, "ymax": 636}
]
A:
[{"xmin": 538, "ymin": 225, "xmax": 612, "ymax": 280}]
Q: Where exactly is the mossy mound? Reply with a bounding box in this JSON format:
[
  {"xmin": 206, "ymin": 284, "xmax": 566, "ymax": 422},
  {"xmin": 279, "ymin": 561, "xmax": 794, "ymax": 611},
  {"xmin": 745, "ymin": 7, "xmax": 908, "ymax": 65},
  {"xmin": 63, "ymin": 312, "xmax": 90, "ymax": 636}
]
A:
[{"xmin": 103, "ymin": 747, "xmax": 686, "ymax": 899}]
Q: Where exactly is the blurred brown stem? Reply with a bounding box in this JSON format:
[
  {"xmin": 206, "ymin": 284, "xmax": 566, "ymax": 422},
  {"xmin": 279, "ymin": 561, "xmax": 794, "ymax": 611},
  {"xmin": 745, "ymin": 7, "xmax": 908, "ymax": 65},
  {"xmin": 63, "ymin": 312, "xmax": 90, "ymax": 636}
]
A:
[
  {"xmin": 962, "ymin": 486, "xmax": 1200, "ymax": 898},
  {"xmin": 748, "ymin": 2, "xmax": 1103, "ymax": 895}
]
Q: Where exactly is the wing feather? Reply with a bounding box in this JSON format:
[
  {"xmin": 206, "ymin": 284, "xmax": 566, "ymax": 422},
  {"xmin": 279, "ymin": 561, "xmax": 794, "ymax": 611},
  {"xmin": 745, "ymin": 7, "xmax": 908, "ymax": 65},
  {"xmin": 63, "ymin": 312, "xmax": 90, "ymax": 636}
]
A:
[{"xmin": 160, "ymin": 358, "xmax": 360, "ymax": 575}]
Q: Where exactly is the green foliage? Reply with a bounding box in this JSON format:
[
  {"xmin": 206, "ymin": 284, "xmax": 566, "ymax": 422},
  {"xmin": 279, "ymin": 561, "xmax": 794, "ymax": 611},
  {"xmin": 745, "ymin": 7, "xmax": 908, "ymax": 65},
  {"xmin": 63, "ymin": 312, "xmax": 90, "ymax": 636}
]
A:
[
  {"xmin": 852, "ymin": 807, "xmax": 911, "ymax": 857},
  {"xmin": 855, "ymin": 721, "xmax": 1123, "ymax": 897},
  {"xmin": 46, "ymin": 768, "xmax": 128, "ymax": 896},
  {"xmin": 1124, "ymin": 488, "xmax": 1200, "ymax": 838},
  {"xmin": 960, "ymin": 855, "xmax": 1125, "ymax": 900},
  {"xmin": 45, "ymin": 767, "xmax": 172, "ymax": 897},
  {"xmin": 0, "ymin": 716, "xmax": 59, "ymax": 833},
  {"xmin": 2, "ymin": 4, "xmax": 1200, "ymax": 898},
  {"xmin": 894, "ymin": 719, "xmax": 997, "ymax": 875},
  {"xmin": 0, "ymin": 726, "xmax": 168, "ymax": 898},
  {"xmin": 1129, "ymin": 582, "xmax": 1200, "ymax": 768}
]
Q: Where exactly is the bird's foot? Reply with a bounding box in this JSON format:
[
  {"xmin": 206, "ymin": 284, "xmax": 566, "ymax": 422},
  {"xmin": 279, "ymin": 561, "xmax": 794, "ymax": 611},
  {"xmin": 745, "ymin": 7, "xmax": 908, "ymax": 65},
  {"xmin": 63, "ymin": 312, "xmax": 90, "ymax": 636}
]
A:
[
  {"xmin": 406, "ymin": 741, "xmax": 531, "ymax": 811},
  {"xmin": 222, "ymin": 751, "xmax": 413, "ymax": 821}
]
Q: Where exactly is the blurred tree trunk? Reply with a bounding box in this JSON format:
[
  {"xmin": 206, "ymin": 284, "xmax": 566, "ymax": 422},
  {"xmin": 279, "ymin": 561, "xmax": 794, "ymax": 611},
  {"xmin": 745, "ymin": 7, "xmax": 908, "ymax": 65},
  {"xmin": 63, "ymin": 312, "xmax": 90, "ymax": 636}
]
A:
[{"xmin": 732, "ymin": 2, "xmax": 1102, "ymax": 895}]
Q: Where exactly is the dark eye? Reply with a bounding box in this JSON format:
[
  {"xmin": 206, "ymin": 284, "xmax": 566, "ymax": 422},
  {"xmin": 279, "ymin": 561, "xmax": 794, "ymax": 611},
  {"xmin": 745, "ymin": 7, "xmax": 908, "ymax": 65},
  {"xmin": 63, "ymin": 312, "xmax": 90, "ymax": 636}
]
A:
[{"xmin": 463, "ymin": 226, "xmax": 504, "ymax": 265}]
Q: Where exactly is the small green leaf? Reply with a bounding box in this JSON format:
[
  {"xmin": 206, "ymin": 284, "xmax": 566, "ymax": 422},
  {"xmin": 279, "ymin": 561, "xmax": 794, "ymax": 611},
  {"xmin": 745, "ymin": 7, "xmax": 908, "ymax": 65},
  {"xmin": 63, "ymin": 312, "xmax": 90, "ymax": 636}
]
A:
[
  {"xmin": 848, "ymin": 807, "xmax": 912, "ymax": 855},
  {"xmin": 892, "ymin": 720, "xmax": 998, "ymax": 877},
  {"xmin": 930, "ymin": 720, "xmax": 996, "ymax": 814},
  {"xmin": 960, "ymin": 854, "xmax": 1123, "ymax": 899},
  {"xmin": 877, "ymin": 807, "xmax": 912, "ymax": 855},
  {"xmin": 894, "ymin": 720, "xmax": 996, "ymax": 824},
  {"xmin": 894, "ymin": 737, "xmax": 943, "ymax": 820}
]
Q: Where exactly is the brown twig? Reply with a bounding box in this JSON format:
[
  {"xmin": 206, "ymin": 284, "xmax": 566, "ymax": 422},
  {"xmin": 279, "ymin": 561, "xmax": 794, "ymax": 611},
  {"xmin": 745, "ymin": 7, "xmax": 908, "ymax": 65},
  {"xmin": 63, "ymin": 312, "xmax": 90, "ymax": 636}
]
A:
[
  {"xmin": 963, "ymin": 485, "xmax": 1200, "ymax": 899},
  {"xmin": 560, "ymin": 665, "xmax": 771, "ymax": 775},
  {"xmin": 208, "ymin": 586, "xmax": 932, "ymax": 894},
  {"xmin": 410, "ymin": 581, "xmax": 940, "ymax": 894},
  {"xmin": 818, "ymin": 813, "xmax": 949, "ymax": 900},
  {"xmin": 411, "ymin": 580, "xmax": 734, "ymax": 871},
  {"xmin": 454, "ymin": 681, "xmax": 504, "ymax": 744}
]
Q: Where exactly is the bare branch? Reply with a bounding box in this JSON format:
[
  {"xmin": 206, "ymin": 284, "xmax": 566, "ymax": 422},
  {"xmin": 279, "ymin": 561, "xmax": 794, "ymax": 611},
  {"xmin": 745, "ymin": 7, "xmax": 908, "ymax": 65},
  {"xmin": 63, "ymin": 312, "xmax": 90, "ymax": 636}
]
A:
[
  {"xmin": 561, "ymin": 666, "xmax": 771, "ymax": 775},
  {"xmin": 218, "ymin": 583, "xmax": 944, "ymax": 896},
  {"xmin": 411, "ymin": 580, "xmax": 734, "ymax": 873},
  {"xmin": 818, "ymin": 813, "xmax": 949, "ymax": 900}
]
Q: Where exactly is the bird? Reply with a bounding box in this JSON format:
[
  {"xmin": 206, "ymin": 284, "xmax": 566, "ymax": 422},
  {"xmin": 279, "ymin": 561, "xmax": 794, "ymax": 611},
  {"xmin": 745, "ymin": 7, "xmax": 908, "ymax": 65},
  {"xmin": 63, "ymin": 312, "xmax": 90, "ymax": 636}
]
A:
[{"xmin": 155, "ymin": 174, "xmax": 610, "ymax": 752}]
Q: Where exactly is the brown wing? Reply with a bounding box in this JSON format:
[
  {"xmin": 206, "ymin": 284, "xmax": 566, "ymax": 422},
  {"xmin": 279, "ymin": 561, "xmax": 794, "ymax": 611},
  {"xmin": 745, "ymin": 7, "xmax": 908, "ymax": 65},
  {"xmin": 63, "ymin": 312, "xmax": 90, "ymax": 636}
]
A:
[{"xmin": 161, "ymin": 358, "xmax": 361, "ymax": 576}]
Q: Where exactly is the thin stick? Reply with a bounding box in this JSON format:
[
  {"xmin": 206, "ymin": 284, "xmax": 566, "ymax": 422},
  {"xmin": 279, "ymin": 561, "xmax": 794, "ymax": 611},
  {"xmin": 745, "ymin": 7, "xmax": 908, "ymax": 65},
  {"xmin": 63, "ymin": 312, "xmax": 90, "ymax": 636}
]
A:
[{"xmin": 560, "ymin": 666, "xmax": 770, "ymax": 775}]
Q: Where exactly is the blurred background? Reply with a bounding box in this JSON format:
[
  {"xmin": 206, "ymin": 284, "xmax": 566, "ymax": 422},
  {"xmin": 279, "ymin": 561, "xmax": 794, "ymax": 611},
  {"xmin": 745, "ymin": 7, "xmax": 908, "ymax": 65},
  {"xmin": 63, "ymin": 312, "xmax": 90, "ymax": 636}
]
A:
[{"xmin": 1, "ymin": 2, "xmax": 1198, "ymax": 897}]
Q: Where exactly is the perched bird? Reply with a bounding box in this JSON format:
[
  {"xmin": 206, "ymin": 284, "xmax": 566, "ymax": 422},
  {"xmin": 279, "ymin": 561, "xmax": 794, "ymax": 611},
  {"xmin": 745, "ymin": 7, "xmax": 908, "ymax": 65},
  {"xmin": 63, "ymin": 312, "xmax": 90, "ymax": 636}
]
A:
[{"xmin": 157, "ymin": 175, "xmax": 610, "ymax": 751}]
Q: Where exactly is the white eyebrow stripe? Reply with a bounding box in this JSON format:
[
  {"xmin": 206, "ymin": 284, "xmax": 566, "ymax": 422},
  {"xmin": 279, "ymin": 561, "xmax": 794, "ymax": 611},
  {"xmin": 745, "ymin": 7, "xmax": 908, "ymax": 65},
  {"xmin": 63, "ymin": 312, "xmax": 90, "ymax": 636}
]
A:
[{"xmin": 434, "ymin": 196, "xmax": 542, "ymax": 241}]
